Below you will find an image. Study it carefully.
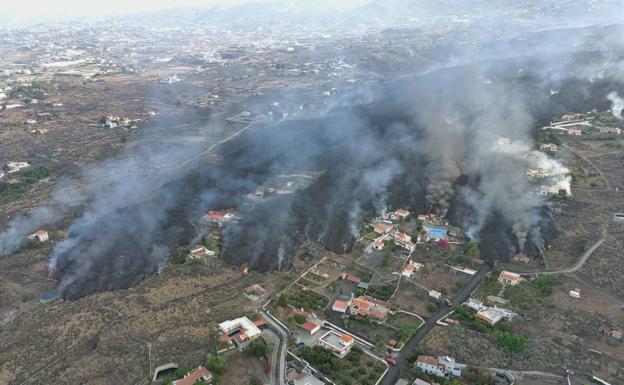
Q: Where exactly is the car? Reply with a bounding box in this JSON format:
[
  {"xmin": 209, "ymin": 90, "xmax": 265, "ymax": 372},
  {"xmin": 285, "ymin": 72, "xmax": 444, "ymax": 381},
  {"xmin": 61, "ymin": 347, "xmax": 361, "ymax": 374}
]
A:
[
  {"xmin": 296, "ymin": 342, "xmax": 306, "ymax": 349},
  {"xmin": 386, "ymin": 357, "xmax": 397, "ymax": 366}
]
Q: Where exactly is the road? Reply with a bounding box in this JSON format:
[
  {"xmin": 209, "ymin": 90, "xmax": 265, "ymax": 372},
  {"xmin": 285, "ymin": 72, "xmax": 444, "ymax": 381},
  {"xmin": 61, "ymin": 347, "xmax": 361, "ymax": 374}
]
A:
[
  {"xmin": 260, "ymin": 310, "xmax": 288, "ymax": 385},
  {"xmin": 381, "ymin": 263, "xmax": 491, "ymax": 385},
  {"xmin": 522, "ymin": 238, "xmax": 605, "ymax": 276},
  {"xmin": 562, "ymin": 143, "xmax": 612, "ymax": 191}
]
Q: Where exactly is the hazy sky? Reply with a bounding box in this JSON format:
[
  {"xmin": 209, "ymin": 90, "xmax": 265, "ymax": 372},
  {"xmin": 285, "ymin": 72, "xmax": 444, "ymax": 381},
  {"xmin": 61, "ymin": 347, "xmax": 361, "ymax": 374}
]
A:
[{"xmin": 3, "ymin": 0, "xmax": 371, "ymax": 25}]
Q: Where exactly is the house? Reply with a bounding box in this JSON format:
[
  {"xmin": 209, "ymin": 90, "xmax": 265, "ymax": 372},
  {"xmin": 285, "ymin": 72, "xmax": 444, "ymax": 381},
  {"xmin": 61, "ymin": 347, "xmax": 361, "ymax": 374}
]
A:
[
  {"xmin": 429, "ymin": 290, "xmax": 442, "ymax": 300},
  {"xmin": 244, "ymin": 284, "xmax": 267, "ymax": 297},
  {"xmin": 569, "ymin": 288, "xmax": 581, "ymax": 299},
  {"xmin": 293, "ymin": 373, "xmax": 325, "ymax": 385},
  {"xmin": 539, "ymin": 143, "xmax": 558, "ymax": 152},
  {"xmin": 568, "ymin": 127, "xmax": 582, "ymax": 136},
  {"xmin": 374, "ymin": 223, "xmax": 394, "ymax": 234},
  {"xmin": 3, "ymin": 161, "xmax": 30, "ymax": 174},
  {"xmin": 173, "ymin": 366, "xmax": 213, "ymax": 385},
  {"xmin": 416, "ymin": 355, "xmax": 465, "ymax": 378},
  {"xmin": 218, "ymin": 316, "xmax": 262, "ymax": 351},
  {"xmin": 402, "ymin": 262, "xmax": 421, "ymax": 278},
  {"xmin": 299, "ymin": 321, "xmax": 321, "ymax": 335},
  {"xmin": 598, "ymin": 325, "xmax": 622, "ymax": 340},
  {"xmin": 513, "ymin": 253, "xmax": 531, "ymax": 263},
  {"xmin": 394, "ymin": 209, "xmax": 410, "ymax": 219},
  {"xmin": 332, "ymin": 299, "xmax": 349, "ymax": 313},
  {"xmin": 466, "ymin": 298, "xmax": 484, "ymax": 311},
  {"xmin": 539, "ymin": 185, "xmax": 562, "ymax": 196},
  {"xmin": 27, "ymin": 230, "xmax": 49, "ymax": 242},
  {"xmin": 342, "ymin": 273, "xmax": 361, "ymax": 285},
  {"xmin": 202, "ymin": 211, "xmax": 225, "ymax": 222},
  {"xmin": 348, "ymin": 296, "xmax": 390, "ymax": 321},
  {"xmin": 599, "ymin": 126, "xmax": 621, "ymax": 135},
  {"xmin": 526, "ymin": 168, "xmax": 550, "ymax": 178},
  {"xmin": 416, "ymin": 356, "xmax": 443, "ymax": 377},
  {"xmin": 392, "ymin": 231, "xmax": 415, "ymax": 251},
  {"xmin": 187, "ymin": 245, "xmax": 215, "ymax": 259},
  {"xmin": 318, "ymin": 331, "xmax": 353, "ymax": 358},
  {"xmin": 496, "ymin": 137, "xmax": 511, "ymax": 146},
  {"xmin": 476, "ymin": 307, "xmax": 506, "ymax": 325},
  {"xmin": 498, "ymin": 271, "xmax": 522, "ymax": 286},
  {"xmin": 373, "ymin": 240, "xmax": 385, "ymax": 251},
  {"xmin": 100, "ymin": 115, "xmax": 120, "ymax": 128}
]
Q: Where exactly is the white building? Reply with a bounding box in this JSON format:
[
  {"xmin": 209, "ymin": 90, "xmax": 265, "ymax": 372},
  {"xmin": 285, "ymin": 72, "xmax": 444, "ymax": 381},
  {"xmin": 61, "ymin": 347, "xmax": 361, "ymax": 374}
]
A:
[
  {"xmin": 4, "ymin": 161, "xmax": 30, "ymax": 174},
  {"xmin": 27, "ymin": 230, "xmax": 49, "ymax": 242},
  {"xmin": 318, "ymin": 331, "xmax": 353, "ymax": 358},
  {"xmin": 498, "ymin": 271, "xmax": 522, "ymax": 286},
  {"xmin": 218, "ymin": 316, "xmax": 262, "ymax": 351},
  {"xmin": 416, "ymin": 355, "xmax": 465, "ymax": 378}
]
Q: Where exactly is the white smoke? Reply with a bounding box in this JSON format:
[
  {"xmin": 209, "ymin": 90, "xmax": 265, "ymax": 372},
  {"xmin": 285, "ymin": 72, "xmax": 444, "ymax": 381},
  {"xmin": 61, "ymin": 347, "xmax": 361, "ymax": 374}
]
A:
[{"xmin": 607, "ymin": 92, "xmax": 624, "ymax": 120}]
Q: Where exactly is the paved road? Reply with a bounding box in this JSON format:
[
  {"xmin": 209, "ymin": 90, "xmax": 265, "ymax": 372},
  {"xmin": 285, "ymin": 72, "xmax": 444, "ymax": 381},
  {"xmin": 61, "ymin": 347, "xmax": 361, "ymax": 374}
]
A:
[
  {"xmin": 261, "ymin": 310, "xmax": 288, "ymax": 385},
  {"xmin": 381, "ymin": 263, "xmax": 491, "ymax": 385}
]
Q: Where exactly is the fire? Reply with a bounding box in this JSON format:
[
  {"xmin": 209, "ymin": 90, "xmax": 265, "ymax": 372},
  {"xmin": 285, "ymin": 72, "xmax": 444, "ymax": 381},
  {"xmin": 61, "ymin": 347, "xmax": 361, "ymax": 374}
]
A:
[{"xmin": 242, "ymin": 263, "xmax": 249, "ymax": 274}]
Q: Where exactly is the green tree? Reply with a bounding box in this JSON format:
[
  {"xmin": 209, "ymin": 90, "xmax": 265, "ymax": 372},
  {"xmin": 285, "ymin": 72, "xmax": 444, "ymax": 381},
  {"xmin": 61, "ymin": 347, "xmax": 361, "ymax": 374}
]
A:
[
  {"xmin": 464, "ymin": 241, "xmax": 480, "ymax": 258},
  {"xmin": 206, "ymin": 355, "xmax": 225, "ymax": 375},
  {"xmin": 248, "ymin": 377, "xmax": 262, "ymax": 385},
  {"xmin": 292, "ymin": 314, "xmax": 306, "ymax": 324},
  {"xmin": 247, "ymin": 340, "xmax": 268, "ymax": 358},
  {"xmin": 277, "ymin": 294, "xmax": 288, "ymax": 307},
  {"xmin": 496, "ymin": 331, "xmax": 529, "ymax": 353}
]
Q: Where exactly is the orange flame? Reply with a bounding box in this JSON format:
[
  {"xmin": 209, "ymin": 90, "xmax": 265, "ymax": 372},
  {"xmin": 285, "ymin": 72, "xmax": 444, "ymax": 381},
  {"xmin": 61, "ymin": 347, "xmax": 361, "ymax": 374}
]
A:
[{"xmin": 242, "ymin": 263, "xmax": 249, "ymax": 274}]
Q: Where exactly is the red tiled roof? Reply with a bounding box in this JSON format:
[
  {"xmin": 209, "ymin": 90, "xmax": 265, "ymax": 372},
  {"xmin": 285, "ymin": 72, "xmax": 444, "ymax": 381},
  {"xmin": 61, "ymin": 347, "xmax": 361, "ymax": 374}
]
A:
[
  {"xmin": 371, "ymin": 309, "xmax": 388, "ymax": 319},
  {"xmin": 206, "ymin": 211, "xmax": 225, "ymax": 219},
  {"xmin": 340, "ymin": 334, "xmax": 353, "ymax": 344},
  {"xmin": 332, "ymin": 300, "xmax": 348, "ymax": 310},
  {"xmin": 299, "ymin": 322, "xmax": 319, "ymax": 332},
  {"xmin": 174, "ymin": 366, "xmax": 212, "ymax": 385},
  {"xmin": 417, "ymin": 355, "xmax": 439, "ymax": 366},
  {"xmin": 499, "ymin": 271, "xmax": 521, "ymax": 281}
]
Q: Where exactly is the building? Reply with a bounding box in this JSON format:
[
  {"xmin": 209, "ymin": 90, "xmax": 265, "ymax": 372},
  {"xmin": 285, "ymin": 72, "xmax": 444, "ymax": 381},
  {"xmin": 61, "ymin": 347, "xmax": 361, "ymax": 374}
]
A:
[
  {"xmin": 27, "ymin": 230, "xmax": 49, "ymax": 242},
  {"xmin": 173, "ymin": 366, "xmax": 213, "ymax": 385},
  {"xmin": 498, "ymin": 271, "xmax": 522, "ymax": 286},
  {"xmin": 299, "ymin": 321, "xmax": 321, "ymax": 335},
  {"xmin": 569, "ymin": 288, "xmax": 581, "ymax": 299},
  {"xmin": 218, "ymin": 316, "xmax": 262, "ymax": 351},
  {"xmin": 466, "ymin": 298, "xmax": 483, "ymax": 311},
  {"xmin": 416, "ymin": 355, "xmax": 465, "ymax": 378},
  {"xmin": 4, "ymin": 161, "xmax": 30, "ymax": 174},
  {"xmin": 348, "ymin": 296, "xmax": 390, "ymax": 321},
  {"xmin": 394, "ymin": 209, "xmax": 410, "ymax": 219},
  {"xmin": 599, "ymin": 325, "xmax": 623, "ymax": 340},
  {"xmin": 402, "ymin": 262, "xmax": 420, "ymax": 278},
  {"xmin": 318, "ymin": 331, "xmax": 353, "ymax": 358},
  {"xmin": 599, "ymin": 126, "xmax": 621, "ymax": 135},
  {"xmin": 341, "ymin": 272, "xmax": 361, "ymax": 285},
  {"xmin": 244, "ymin": 284, "xmax": 267, "ymax": 298},
  {"xmin": 373, "ymin": 223, "xmax": 394, "ymax": 234},
  {"xmin": 372, "ymin": 240, "xmax": 385, "ymax": 251},
  {"xmin": 332, "ymin": 299, "xmax": 349, "ymax": 313},
  {"xmin": 568, "ymin": 127, "xmax": 582, "ymax": 136},
  {"xmin": 187, "ymin": 245, "xmax": 215, "ymax": 259},
  {"xmin": 391, "ymin": 231, "xmax": 415, "ymax": 251},
  {"xmin": 539, "ymin": 143, "xmax": 558, "ymax": 152},
  {"xmin": 294, "ymin": 373, "xmax": 325, "ymax": 385},
  {"xmin": 476, "ymin": 307, "xmax": 507, "ymax": 325},
  {"xmin": 429, "ymin": 290, "xmax": 442, "ymax": 300}
]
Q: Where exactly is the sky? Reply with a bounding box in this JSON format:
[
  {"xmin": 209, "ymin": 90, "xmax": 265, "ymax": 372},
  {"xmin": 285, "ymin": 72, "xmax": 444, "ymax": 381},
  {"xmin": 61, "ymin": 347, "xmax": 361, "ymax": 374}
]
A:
[{"xmin": 2, "ymin": 0, "xmax": 372, "ymax": 25}]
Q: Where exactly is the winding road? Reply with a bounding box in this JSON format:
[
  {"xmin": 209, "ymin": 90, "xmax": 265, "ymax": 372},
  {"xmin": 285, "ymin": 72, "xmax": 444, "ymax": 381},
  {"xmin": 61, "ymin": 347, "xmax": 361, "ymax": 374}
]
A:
[{"xmin": 381, "ymin": 263, "xmax": 491, "ymax": 385}]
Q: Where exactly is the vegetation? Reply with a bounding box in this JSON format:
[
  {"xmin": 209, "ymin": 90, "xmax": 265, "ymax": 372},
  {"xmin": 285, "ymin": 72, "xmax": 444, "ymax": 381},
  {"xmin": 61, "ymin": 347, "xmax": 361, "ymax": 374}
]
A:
[
  {"xmin": 504, "ymin": 275, "xmax": 557, "ymax": 309},
  {"xmin": 0, "ymin": 166, "xmax": 51, "ymax": 203},
  {"xmin": 366, "ymin": 284, "xmax": 396, "ymax": 301},
  {"xmin": 536, "ymin": 130, "xmax": 561, "ymax": 146},
  {"xmin": 464, "ymin": 241, "xmax": 480, "ymax": 258},
  {"xmin": 292, "ymin": 313, "xmax": 306, "ymax": 324},
  {"xmin": 496, "ymin": 330, "xmax": 529, "ymax": 353},
  {"xmin": 206, "ymin": 355, "xmax": 225, "ymax": 384},
  {"xmin": 247, "ymin": 340, "xmax": 268, "ymax": 358},
  {"xmin": 281, "ymin": 290, "xmax": 327, "ymax": 309},
  {"xmin": 248, "ymin": 377, "xmax": 262, "ymax": 385},
  {"xmin": 295, "ymin": 345, "xmax": 384, "ymax": 385}
]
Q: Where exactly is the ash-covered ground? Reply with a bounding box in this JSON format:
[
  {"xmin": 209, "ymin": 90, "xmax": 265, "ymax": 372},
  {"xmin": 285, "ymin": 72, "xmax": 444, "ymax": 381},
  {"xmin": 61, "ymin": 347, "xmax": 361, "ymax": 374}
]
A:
[{"xmin": 3, "ymin": 45, "xmax": 624, "ymax": 300}]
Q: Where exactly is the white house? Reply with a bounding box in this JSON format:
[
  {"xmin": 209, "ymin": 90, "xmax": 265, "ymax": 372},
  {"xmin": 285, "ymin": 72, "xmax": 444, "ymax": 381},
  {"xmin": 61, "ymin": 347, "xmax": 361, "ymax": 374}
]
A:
[
  {"xmin": 416, "ymin": 355, "xmax": 465, "ymax": 378},
  {"xmin": 27, "ymin": 230, "xmax": 49, "ymax": 242},
  {"xmin": 318, "ymin": 331, "xmax": 353, "ymax": 358}
]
